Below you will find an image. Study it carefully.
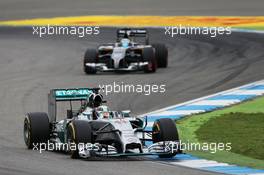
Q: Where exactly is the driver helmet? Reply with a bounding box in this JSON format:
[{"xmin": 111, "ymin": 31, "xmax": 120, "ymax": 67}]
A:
[
  {"xmin": 96, "ymin": 105, "xmax": 111, "ymax": 119},
  {"xmin": 101, "ymin": 111, "xmax": 110, "ymax": 119},
  {"xmin": 120, "ymin": 38, "xmax": 130, "ymax": 48}
]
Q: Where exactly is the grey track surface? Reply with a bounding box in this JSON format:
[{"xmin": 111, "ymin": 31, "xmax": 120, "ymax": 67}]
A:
[
  {"xmin": 0, "ymin": 0, "xmax": 264, "ymax": 20},
  {"xmin": 0, "ymin": 27, "xmax": 264, "ymax": 175}
]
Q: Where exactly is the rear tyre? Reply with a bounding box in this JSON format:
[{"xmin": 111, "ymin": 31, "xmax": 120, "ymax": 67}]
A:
[
  {"xmin": 143, "ymin": 47, "xmax": 157, "ymax": 73},
  {"xmin": 83, "ymin": 48, "xmax": 97, "ymax": 74},
  {"xmin": 152, "ymin": 43, "xmax": 168, "ymax": 68},
  {"xmin": 24, "ymin": 112, "xmax": 50, "ymax": 149},
  {"xmin": 152, "ymin": 118, "xmax": 179, "ymax": 158},
  {"xmin": 68, "ymin": 120, "xmax": 92, "ymax": 159}
]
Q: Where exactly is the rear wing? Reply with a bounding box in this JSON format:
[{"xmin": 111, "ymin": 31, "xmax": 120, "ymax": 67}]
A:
[
  {"xmin": 48, "ymin": 88, "xmax": 100, "ymax": 122},
  {"xmin": 116, "ymin": 28, "xmax": 149, "ymax": 44}
]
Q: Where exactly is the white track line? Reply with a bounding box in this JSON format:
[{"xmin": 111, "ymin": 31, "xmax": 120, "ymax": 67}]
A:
[
  {"xmin": 140, "ymin": 79, "xmax": 264, "ymax": 117},
  {"xmin": 171, "ymin": 159, "xmax": 230, "ymax": 168}
]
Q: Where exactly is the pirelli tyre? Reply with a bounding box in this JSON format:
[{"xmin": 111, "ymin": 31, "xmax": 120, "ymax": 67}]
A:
[
  {"xmin": 152, "ymin": 118, "xmax": 179, "ymax": 158},
  {"xmin": 24, "ymin": 112, "xmax": 50, "ymax": 149},
  {"xmin": 83, "ymin": 48, "xmax": 97, "ymax": 74},
  {"xmin": 68, "ymin": 120, "xmax": 92, "ymax": 159},
  {"xmin": 152, "ymin": 43, "xmax": 168, "ymax": 68},
  {"xmin": 143, "ymin": 47, "xmax": 157, "ymax": 73}
]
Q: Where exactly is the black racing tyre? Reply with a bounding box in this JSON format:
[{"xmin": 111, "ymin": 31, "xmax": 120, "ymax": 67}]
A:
[
  {"xmin": 83, "ymin": 48, "xmax": 97, "ymax": 74},
  {"xmin": 142, "ymin": 47, "xmax": 157, "ymax": 73},
  {"xmin": 24, "ymin": 112, "xmax": 50, "ymax": 149},
  {"xmin": 152, "ymin": 43, "xmax": 168, "ymax": 68},
  {"xmin": 152, "ymin": 118, "xmax": 179, "ymax": 158},
  {"xmin": 68, "ymin": 120, "xmax": 92, "ymax": 159}
]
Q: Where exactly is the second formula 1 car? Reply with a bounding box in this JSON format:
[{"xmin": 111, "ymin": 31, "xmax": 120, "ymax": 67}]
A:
[
  {"xmin": 83, "ymin": 28, "xmax": 168, "ymax": 74},
  {"xmin": 23, "ymin": 88, "xmax": 181, "ymax": 159}
]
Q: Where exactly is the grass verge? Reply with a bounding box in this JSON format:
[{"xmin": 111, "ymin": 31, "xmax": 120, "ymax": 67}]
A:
[
  {"xmin": 236, "ymin": 26, "xmax": 264, "ymax": 31},
  {"xmin": 176, "ymin": 96, "xmax": 264, "ymax": 169}
]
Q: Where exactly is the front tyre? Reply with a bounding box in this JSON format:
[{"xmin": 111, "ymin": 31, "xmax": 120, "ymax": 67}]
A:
[
  {"xmin": 152, "ymin": 43, "xmax": 168, "ymax": 68},
  {"xmin": 68, "ymin": 120, "xmax": 92, "ymax": 159},
  {"xmin": 143, "ymin": 47, "xmax": 157, "ymax": 73},
  {"xmin": 24, "ymin": 112, "xmax": 50, "ymax": 149},
  {"xmin": 152, "ymin": 118, "xmax": 179, "ymax": 158},
  {"xmin": 83, "ymin": 48, "xmax": 97, "ymax": 74}
]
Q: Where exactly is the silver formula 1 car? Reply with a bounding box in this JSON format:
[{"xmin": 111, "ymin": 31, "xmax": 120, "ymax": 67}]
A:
[
  {"xmin": 23, "ymin": 88, "xmax": 180, "ymax": 159},
  {"xmin": 83, "ymin": 28, "xmax": 168, "ymax": 74}
]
